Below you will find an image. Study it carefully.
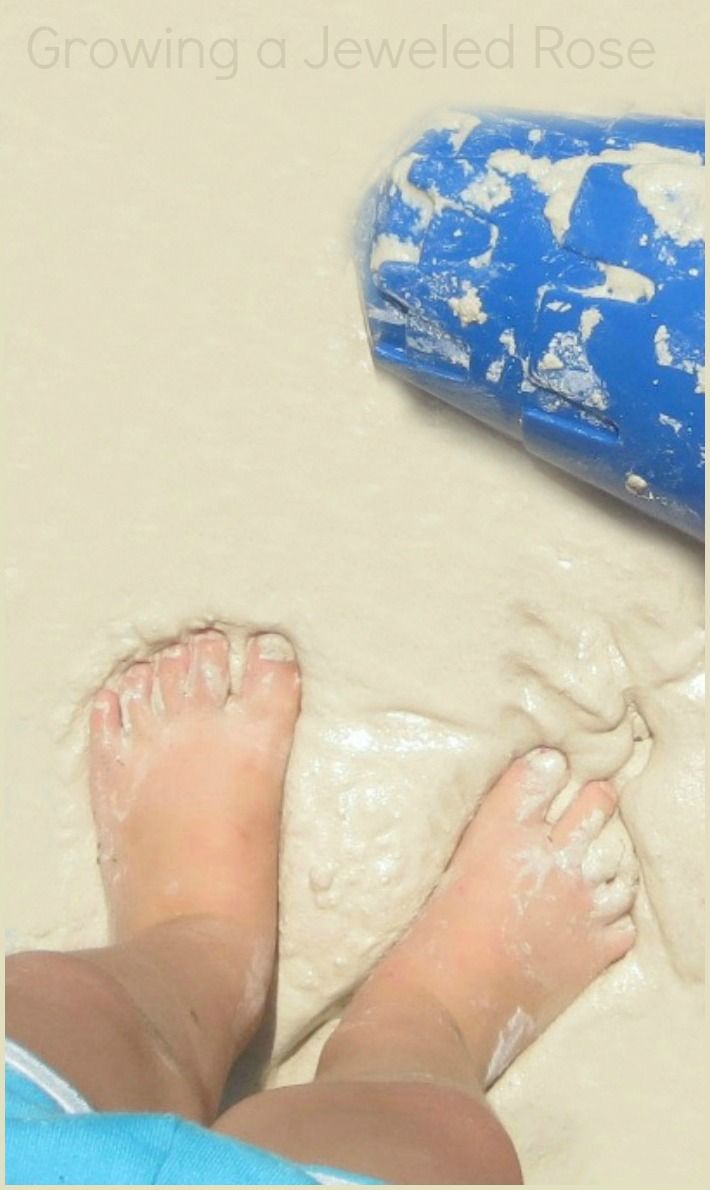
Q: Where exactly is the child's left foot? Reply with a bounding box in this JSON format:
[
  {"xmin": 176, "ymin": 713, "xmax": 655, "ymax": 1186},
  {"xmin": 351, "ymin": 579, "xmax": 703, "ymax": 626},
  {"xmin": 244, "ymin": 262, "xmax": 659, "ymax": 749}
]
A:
[{"xmin": 89, "ymin": 630, "xmax": 301, "ymax": 949}]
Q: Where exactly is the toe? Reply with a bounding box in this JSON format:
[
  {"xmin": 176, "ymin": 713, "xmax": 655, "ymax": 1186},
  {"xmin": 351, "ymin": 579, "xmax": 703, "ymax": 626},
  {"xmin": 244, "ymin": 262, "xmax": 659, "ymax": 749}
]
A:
[
  {"xmin": 603, "ymin": 915, "xmax": 637, "ymax": 963},
  {"xmin": 582, "ymin": 835, "xmax": 624, "ymax": 884},
  {"xmin": 117, "ymin": 663, "xmax": 154, "ymax": 733},
  {"xmin": 190, "ymin": 629, "xmax": 231, "ymax": 706},
  {"xmin": 156, "ymin": 642, "xmax": 191, "ymax": 714},
  {"xmin": 89, "ymin": 688, "xmax": 122, "ymax": 754},
  {"xmin": 551, "ymin": 780, "xmax": 617, "ymax": 848},
  {"xmin": 239, "ymin": 634, "xmax": 301, "ymax": 747},
  {"xmin": 488, "ymin": 748, "xmax": 569, "ymax": 824},
  {"xmin": 581, "ymin": 816, "xmax": 637, "ymax": 886},
  {"xmin": 592, "ymin": 875, "xmax": 638, "ymax": 922}
]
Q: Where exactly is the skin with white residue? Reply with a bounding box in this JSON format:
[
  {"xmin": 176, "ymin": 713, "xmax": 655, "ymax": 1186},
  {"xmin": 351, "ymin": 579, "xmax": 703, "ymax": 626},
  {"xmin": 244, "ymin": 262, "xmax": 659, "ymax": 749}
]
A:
[{"xmin": 486, "ymin": 1008, "xmax": 536, "ymax": 1087}]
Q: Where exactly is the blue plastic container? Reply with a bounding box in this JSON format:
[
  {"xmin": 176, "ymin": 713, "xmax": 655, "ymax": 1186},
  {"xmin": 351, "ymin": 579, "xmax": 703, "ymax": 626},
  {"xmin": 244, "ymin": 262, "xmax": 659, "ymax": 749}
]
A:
[{"xmin": 360, "ymin": 110, "xmax": 705, "ymax": 538}]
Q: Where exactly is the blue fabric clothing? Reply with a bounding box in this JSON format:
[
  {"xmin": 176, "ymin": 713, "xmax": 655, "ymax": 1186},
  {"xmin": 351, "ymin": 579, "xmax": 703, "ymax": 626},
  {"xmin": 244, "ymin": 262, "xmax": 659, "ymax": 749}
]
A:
[{"xmin": 5, "ymin": 1040, "xmax": 382, "ymax": 1186}]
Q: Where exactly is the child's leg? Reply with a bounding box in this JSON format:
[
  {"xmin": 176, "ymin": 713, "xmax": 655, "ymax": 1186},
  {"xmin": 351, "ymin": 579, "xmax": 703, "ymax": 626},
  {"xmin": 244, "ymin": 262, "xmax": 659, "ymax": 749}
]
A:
[
  {"xmin": 6, "ymin": 629, "xmax": 301, "ymax": 1124},
  {"xmin": 218, "ymin": 1078, "xmax": 519, "ymax": 1185},
  {"xmin": 214, "ymin": 752, "xmax": 637, "ymax": 1184},
  {"xmin": 7, "ymin": 917, "xmax": 270, "ymax": 1122}
]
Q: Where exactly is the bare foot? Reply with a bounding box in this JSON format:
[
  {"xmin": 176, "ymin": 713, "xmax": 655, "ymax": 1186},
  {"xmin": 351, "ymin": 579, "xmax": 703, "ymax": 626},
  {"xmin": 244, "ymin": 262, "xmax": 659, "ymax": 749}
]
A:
[
  {"xmin": 89, "ymin": 629, "xmax": 301, "ymax": 956},
  {"xmin": 355, "ymin": 749, "xmax": 638, "ymax": 1088}
]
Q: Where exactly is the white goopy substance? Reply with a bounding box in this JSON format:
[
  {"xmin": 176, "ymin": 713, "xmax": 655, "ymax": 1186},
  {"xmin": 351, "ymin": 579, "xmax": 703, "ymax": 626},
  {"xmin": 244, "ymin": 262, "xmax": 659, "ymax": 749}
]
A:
[
  {"xmin": 580, "ymin": 307, "xmax": 603, "ymax": 341},
  {"xmin": 461, "ymin": 168, "xmax": 513, "ymax": 212},
  {"xmin": 655, "ymin": 324, "xmax": 705, "ymax": 393},
  {"xmin": 486, "ymin": 1007, "xmax": 537, "ymax": 1088},
  {"xmin": 370, "ymin": 232, "xmax": 421, "ymax": 270},
  {"xmin": 449, "ymin": 284, "xmax": 488, "ymax": 325},
  {"xmin": 5, "ymin": 0, "xmax": 704, "ymax": 1183},
  {"xmin": 489, "ymin": 143, "xmax": 704, "ymax": 243},
  {"xmin": 624, "ymin": 159, "xmax": 705, "ymax": 246},
  {"xmin": 580, "ymin": 262, "xmax": 656, "ymax": 304}
]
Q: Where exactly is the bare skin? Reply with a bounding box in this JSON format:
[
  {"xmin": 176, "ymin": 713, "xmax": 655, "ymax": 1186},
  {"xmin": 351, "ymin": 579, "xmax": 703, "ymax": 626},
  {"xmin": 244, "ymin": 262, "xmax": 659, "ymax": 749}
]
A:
[
  {"xmin": 219, "ymin": 750, "xmax": 636, "ymax": 1181},
  {"xmin": 6, "ymin": 628, "xmax": 638, "ymax": 1185},
  {"xmin": 90, "ymin": 628, "xmax": 297, "ymax": 941},
  {"xmin": 315, "ymin": 749, "xmax": 636, "ymax": 1091},
  {"xmin": 7, "ymin": 629, "xmax": 301, "ymax": 1121}
]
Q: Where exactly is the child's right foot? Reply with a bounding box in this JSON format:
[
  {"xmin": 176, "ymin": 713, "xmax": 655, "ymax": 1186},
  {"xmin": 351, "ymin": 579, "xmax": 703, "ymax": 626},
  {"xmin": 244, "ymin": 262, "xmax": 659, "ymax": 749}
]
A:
[{"xmin": 340, "ymin": 749, "xmax": 638, "ymax": 1088}]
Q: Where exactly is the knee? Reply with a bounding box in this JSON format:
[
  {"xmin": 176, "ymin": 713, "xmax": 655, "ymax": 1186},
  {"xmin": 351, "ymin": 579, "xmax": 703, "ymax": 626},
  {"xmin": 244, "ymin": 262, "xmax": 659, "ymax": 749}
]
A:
[
  {"xmin": 377, "ymin": 1081, "xmax": 523, "ymax": 1185},
  {"xmin": 215, "ymin": 1079, "xmax": 523, "ymax": 1185},
  {"xmin": 6, "ymin": 949, "xmax": 141, "ymax": 1045},
  {"xmin": 7, "ymin": 950, "xmax": 93, "ymax": 1007},
  {"xmin": 449, "ymin": 1091, "xmax": 523, "ymax": 1184},
  {"xmin": 8, "ymin": 949, "xmax": 118, "ymax": 1007}
]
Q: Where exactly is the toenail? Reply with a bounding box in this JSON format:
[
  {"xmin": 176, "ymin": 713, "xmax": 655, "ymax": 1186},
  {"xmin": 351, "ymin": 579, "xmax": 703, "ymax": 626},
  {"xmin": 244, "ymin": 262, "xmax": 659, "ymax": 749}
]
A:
[
  {"xmin": 612, "ymin": 916, "xmax": 636, "ymax": 934},
  {"xmin": 526, "ymin": 747, "xmax": 568, "ymax": 784},
  {"xmin": 254, "ymin": 633, "xmax": 296, "ymax": 662}
]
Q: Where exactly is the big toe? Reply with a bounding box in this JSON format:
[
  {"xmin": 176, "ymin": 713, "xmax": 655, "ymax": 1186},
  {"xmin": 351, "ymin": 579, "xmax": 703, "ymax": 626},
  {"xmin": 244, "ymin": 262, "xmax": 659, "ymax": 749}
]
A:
[
  {"xmin": 90, "ymin": 688, "xmax": 122, "ymax": 758},
  {"xmin": 484, "ymin": 747, "xmax": 570, "ymax": 824},
  {"xmin": 239, "ymin": 634, "xmax": 301, "ymax": 758}
]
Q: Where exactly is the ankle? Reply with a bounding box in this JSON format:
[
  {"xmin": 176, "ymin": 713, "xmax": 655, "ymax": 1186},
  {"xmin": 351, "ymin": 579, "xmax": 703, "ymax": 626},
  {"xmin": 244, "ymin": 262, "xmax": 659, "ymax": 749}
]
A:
[
  {"xmin": 317, "ymin": 979, "xmax": 484, "ymax": 1093},
  {"xmin": 119, "ymin": 914, "xmax": 274, "ymax": 1036},
  {"xmin": 93, "ymin": 917, "xmax": 273, "ymax": 1114}
]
